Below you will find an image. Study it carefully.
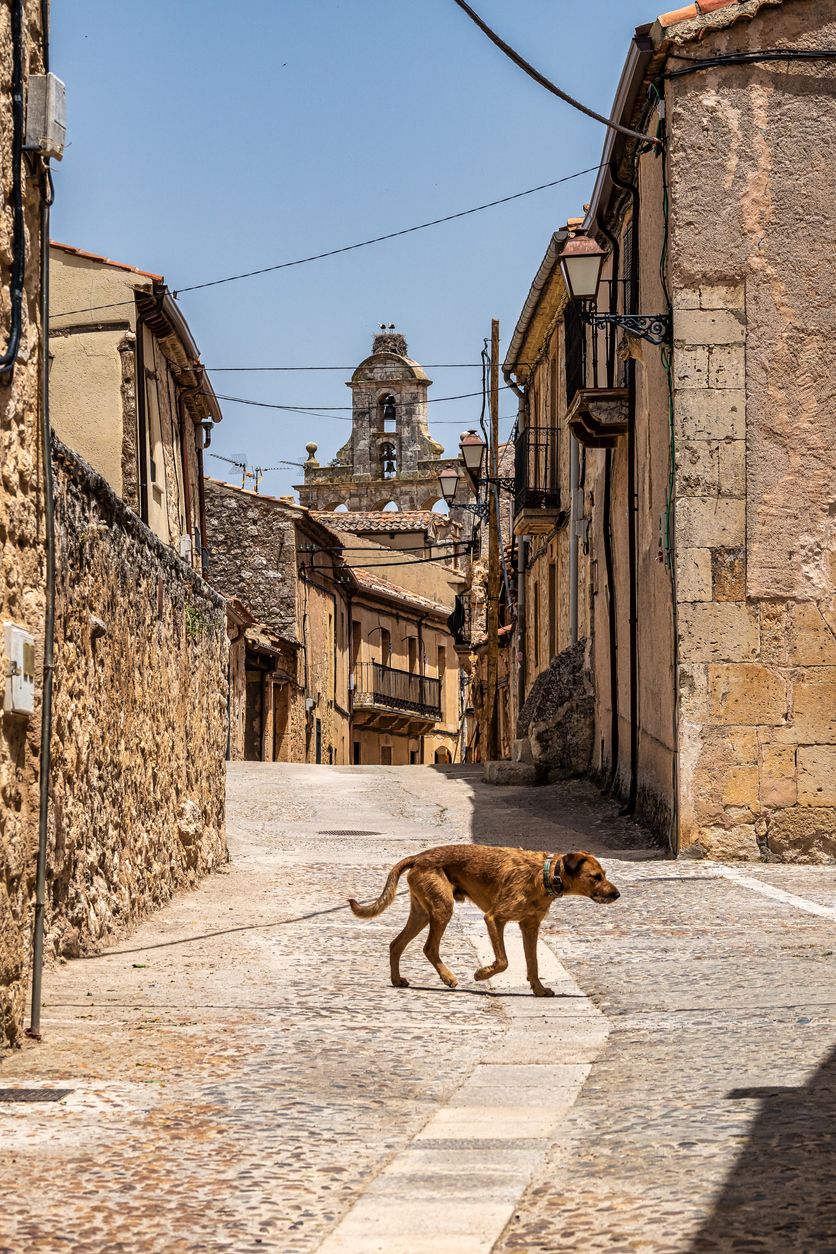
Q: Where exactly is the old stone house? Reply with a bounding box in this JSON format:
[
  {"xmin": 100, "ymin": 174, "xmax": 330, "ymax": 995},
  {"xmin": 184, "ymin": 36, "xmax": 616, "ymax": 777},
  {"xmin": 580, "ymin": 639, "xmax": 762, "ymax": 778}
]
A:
[
  {"xmin": 501, "ymin": 0, "xmax": 836, "ymax": 860},
  {"xmin": 49, "ymin": 242, "xmax": 222, "ymax": 571},
  {"xmin": 205, "ymin": 478, "xmax": 464, "ymax": 764},
  {"xmin": 205, "ymin": 479, "xmax": 350, "ymax": 764}
]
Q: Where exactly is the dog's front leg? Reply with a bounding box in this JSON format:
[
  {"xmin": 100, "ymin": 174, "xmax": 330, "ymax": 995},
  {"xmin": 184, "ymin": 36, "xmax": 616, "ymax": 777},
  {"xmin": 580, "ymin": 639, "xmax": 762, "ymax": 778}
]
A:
[
  {"xmin": 520, "ymin": 919, "xmax": 554, "ymax": 997},
  {"xmin": 474, "ymin": 914, "xmax": 508, "ymax": 982}
]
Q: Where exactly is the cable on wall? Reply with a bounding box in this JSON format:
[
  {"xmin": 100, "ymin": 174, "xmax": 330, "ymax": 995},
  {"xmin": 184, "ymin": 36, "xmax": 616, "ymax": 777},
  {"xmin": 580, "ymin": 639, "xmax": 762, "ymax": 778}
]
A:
[{"xmin": 0, "ymin": 0, "xmax": 27, "ymax": 379}]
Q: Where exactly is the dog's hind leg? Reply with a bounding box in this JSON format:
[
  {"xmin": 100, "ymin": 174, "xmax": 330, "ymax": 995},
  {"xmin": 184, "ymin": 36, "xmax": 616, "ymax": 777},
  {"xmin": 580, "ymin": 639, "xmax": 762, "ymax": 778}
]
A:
[
  {"xmin": 474, "ymin": 914, "xmax": 508, "ymax": 982},
  {"xmin": 389, "ymin": 899, "xmax": 428, "ymax": 989},
  {"xmin": 418, "ymin": 874, "xmax": 457, "ymax": 988},
  {"xmin": 520, "ymin": 918, "xmax": 554, "ymax": 997}
]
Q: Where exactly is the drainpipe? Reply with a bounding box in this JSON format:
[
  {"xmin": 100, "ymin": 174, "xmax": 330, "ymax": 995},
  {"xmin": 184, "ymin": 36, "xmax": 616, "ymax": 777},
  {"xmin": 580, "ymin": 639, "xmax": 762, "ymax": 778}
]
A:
[
  {"xmin": 134, "ymin": 289, "xmax": 164, "ymax": 527},
  {"xmin": 568, "ymin": 437, "xmax": 580, "ymax": 645},
  {"xmin": 502, "ymin": 368, "xmax": 527, "ymax": 724},
  {"xmin": 599, "ymin": 221, "xmax": 622, "ymax": 791},
  {"xmin": 28, "ymin": 7, "xmax": 54, "ymax": 1041},
  {"xmin": 609, "ymin": 162, "xmax": 641, "ymax": 816}
]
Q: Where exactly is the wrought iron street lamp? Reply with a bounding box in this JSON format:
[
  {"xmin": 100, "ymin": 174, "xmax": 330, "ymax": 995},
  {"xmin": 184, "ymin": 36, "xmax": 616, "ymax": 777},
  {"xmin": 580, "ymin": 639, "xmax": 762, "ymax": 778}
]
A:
[
  {"xmin": 559, "ymin": 235, "xmax": 670, "ymax": 346},
  {"xmin": 459, "ymin": 429, "xmax": 487, "ymax": 483},
  {"xmin": 438, "ymin": 465, "xmax": 462, "ymax": 505}
]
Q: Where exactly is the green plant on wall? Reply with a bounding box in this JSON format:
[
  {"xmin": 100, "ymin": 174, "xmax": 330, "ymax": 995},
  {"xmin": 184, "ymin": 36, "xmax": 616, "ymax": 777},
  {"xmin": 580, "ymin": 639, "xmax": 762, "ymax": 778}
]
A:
[{"xmin": 184, "ymin": 604, "xmax": 208, "ymax": 641}]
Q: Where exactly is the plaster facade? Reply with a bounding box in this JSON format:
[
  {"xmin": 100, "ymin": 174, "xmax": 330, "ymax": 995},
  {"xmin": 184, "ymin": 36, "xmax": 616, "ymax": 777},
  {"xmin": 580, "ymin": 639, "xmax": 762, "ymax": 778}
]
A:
[{"xmin": 49, "ymin": 244, "xmax": 222, "ymax": 572}]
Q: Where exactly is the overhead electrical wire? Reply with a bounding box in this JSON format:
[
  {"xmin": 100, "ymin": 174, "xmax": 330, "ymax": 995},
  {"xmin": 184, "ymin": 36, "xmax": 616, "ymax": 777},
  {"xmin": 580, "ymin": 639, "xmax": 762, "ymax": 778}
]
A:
[
  {"xmin": 50, "ymin": 163, "xmax": 604, "ymax": 319},
  {"xmin": 206, "ymin": 362, "xmax": 490, "ymax": 372},
  {"xmin": 449, "ymin": 0, "xmax": 661, "ymax": 148},
  {"xmin": 213, "ymin": 386, "xmax": 512, "ymax": 416}
]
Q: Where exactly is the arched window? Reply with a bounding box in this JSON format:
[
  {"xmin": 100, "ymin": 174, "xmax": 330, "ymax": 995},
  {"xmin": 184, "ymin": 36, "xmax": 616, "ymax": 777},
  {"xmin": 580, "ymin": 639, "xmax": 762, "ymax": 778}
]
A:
[
  {"xmin": 379, "ymin": 393, "xmax": 397, "ymax": 432},
  {"xmin": 379, "ymin": 441, "xmax": 397, "ymax": 480}
]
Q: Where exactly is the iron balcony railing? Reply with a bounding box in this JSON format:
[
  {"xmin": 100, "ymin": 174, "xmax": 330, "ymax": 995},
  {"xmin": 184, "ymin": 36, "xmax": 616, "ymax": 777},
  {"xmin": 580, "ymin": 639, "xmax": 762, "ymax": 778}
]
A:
[
  {"xmin": 564, "ymin": 280, "xmax": 629, "ymax": 403},
  {"xmin": 353, "ymin": 662, "xmax": 442, "ymax": 719},
  {"xmin": 514, "ymin": 426, "xmax": 561, "ymax": 513}
]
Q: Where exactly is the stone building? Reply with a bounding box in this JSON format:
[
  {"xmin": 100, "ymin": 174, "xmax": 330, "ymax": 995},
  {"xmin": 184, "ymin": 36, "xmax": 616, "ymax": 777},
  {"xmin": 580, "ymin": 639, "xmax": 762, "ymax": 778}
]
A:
[
  {"xmin": 501, "ymin": 0, "xmax": 836, "ymax": 860},
  {"xmin": 205, "ymin": 478, "xmax": 350, "ymax": 764},
  {"xmin": 296, "ymin": 328, "xmax": 465, "ymax": 518},
  {"xmin": 0, "ymin": 0, "xmax": 49, "ymax": 1046},
  {"xmin": 49, "ymin": 242, "xmax": 222, "ymax": 572},
  {"xmin": 205, "ymin": 478, "xmax": 464, "ymax": 764}
]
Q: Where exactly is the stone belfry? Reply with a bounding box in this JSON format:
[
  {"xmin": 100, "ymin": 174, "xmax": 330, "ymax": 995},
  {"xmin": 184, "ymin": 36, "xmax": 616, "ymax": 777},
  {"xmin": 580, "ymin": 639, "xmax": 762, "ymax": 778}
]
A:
[{"xmin": 296, "ymin": 327, "xmax": 456, "ymax": 512}]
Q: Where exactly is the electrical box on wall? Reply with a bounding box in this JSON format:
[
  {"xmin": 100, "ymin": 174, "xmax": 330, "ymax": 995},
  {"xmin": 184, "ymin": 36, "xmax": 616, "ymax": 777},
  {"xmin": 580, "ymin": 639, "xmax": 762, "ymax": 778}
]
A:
[
  {"xmin": 25, "ymin": 73, "xmax": 67, "ymax": 160},
  {"xmin": 3, "ymin": 623, "xmax": 36, "ymax": 716}
]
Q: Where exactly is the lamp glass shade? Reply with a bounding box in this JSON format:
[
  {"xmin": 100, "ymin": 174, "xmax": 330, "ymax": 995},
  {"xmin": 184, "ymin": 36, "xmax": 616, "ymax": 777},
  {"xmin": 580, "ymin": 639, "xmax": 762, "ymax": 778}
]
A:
[
  {"xmin": 559, "ymin": 238, "xmax": 607, "ymax": 303},
  {"xmin": 459, "ymin": 430, "xmax": 486, "ymax": 478},
  {"xmin": 438, "ymin": 467, "xmax": 460, "ymax": 504}
]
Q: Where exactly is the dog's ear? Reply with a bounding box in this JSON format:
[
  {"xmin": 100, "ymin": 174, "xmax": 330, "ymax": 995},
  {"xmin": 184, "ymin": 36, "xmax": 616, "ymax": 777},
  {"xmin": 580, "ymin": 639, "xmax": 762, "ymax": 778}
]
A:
[{"xmin": 561, "ymin": 851, "xmax": 588, "ymax": 878}]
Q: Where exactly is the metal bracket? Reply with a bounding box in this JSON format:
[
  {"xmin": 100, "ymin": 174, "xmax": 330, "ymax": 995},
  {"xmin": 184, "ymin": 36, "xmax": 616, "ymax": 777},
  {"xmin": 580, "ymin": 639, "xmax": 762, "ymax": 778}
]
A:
[{"xmin": 585, "ymin": 312, "xmax": 671, "ymax": 346}]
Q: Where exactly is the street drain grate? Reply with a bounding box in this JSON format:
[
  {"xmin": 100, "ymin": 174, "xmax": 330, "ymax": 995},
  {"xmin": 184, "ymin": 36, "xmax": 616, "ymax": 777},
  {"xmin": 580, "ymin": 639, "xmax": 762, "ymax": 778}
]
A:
[
  {"xmin": 0, "ymin": 1088, "xmax": 72, "ymax": 1103},
  {"xmin": 319, "ymin": 830, "xmax": 381, "ymax": 837}
]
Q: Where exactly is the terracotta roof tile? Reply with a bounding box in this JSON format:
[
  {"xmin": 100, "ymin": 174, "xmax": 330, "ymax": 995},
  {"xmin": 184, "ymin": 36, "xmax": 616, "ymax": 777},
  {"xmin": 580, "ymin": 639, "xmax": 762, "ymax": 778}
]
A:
[
  {"xmin": 312, "ymin": 510, "xmax": 449, "ymax": 534},
  {"xmin": 51, "ymin": 240, "xmax": 163, "ymax": 283},
  {"xmin": 349, "ymin": 566, "xmax": 450, "ymax": 617},
  {"xmin": 657, "ymin": 0, "xmax": 744, "ymax": 28}
]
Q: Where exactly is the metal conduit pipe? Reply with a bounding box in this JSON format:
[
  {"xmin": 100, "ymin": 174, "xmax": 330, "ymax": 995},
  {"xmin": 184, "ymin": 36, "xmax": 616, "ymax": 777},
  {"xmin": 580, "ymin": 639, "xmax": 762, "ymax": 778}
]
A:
[
  {"xmin": 503, "ymin": 368, "xmax": 528, "ymax": 726},
  {"xmin": 599, "ymin": 220, "xmax": 622, "ymax": 791},
  {"xmin": 608, "ymin": 161, "xmax": 641, "ymax": 816}
]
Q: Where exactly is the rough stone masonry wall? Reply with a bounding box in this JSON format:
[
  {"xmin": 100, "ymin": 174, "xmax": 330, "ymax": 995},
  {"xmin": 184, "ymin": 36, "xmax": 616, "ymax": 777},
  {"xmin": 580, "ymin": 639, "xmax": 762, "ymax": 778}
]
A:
[
  {"xmin": 204, "ymin": 479, "xmax": 299, "ymax": 639},
  {"xmin": 669, "ymin": 2, "xmax": 836, "ymax": 861},
  {"xmin": 0, "ymin": 0, "xmax": 46, "ymax": 1045},
  {"xmin": 48, "ymin": 441, "xmax": 228, "ymax": 960}
]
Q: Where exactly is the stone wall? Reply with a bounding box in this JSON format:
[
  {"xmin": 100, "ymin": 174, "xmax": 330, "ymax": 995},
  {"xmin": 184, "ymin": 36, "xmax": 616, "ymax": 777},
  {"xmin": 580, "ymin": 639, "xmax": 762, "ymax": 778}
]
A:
[
  {"xmin": 0, "ymin": 0, "xmax": 47, "ymax": 1045},
  {"xmin": 48, "ymin": 441, "xmax": 228, "ymax": 959},
  {"xmin": 668, "ymin": 2, "xmax": 836, "ymax": 860},
  {"xmin": 205, "ymin": 479, "xmax": 298, "ymax": 639}
]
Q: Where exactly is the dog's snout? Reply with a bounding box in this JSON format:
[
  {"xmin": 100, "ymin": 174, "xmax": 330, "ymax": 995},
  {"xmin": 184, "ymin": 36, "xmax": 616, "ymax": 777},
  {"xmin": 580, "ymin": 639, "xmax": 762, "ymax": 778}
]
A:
[{"xmin": 611, "ymin": 888, "xmax": 620, "ymax": 900}]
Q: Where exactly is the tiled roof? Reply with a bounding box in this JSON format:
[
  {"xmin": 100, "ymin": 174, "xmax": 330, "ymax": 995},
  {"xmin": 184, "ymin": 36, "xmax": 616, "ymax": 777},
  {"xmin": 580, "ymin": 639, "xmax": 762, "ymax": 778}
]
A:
[
  {"xmin": 657, "ymin": 0, "xmax": 757, "ymax": 29},
  {"xmin": 350, "ymin": 566, "xmax": 450, "ymax": 617},
  {"xmin": 51, "ymin": 241, "xmax": 163, "ymax": 283},
  {"xmin": 312, "ymin": 511, "xmax": 449, "ymax": 534}
]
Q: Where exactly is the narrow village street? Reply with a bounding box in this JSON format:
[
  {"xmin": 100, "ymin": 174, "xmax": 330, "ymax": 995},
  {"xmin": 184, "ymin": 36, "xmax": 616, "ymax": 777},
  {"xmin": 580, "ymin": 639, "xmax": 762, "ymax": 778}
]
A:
[{"xmin": 2, "ymin": 764, "xmax": 834, "ymax": 1253}]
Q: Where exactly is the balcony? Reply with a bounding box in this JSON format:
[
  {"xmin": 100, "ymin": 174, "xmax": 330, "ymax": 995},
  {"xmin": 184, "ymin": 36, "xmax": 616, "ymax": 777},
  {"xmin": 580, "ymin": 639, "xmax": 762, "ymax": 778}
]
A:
[
  {"xmin": 513, "ymin": 426, "xmax": 565, "ymax": 536},
  {"xmin": 352, "ymin": 661, "xmax": 442, "ymax": 732},
  {"xmin": 564, "ymin": 291, "xmax": 628, "ymax": 448}
]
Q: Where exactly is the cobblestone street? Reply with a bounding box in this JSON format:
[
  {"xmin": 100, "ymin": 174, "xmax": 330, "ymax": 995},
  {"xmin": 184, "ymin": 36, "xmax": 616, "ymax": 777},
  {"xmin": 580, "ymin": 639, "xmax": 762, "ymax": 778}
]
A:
[{"xmin": 2, "ymin": 763, "xmax": 835, "ymax": 1253}]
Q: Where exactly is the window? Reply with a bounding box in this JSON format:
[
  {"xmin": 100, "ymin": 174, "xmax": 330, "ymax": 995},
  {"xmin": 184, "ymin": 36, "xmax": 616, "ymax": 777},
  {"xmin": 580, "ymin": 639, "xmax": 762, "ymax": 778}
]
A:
[
  {"xmin": 379, "ymin": 393, "xmax": 397, "ymax": 431},
  {"xmin": 380, "ymin": 628, "xmax": 391, "ymax": 664},
  {"xmin": 549, "ymin": 562, "xmax": 558, "ymax": 660},
  {"xmin": 353, "ymin": 741, "xmax": 361, "ymax": 764},
  {"xmin": 380, "ymin": 441, "xmax": 397, "ymax": 480},
  {"xmin": 408, "ymin": 637, "xmax": 418, "ymax": 673},
  {"xmin": 532, "ymin": 581, "xmax": 540, "ymax": 671}
]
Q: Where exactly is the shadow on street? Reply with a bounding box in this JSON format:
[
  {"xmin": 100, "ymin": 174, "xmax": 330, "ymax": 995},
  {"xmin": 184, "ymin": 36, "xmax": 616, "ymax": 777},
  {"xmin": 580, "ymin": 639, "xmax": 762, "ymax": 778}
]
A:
[{"xmin": 691, "ymin": 1044, "xmax": 836, "ymax": 1251}]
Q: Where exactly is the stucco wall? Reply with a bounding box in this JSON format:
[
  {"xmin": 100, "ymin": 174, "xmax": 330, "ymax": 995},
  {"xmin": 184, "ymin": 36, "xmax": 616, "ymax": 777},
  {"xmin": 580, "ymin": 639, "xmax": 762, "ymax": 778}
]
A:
[
  {"xmin": 48, "ymin": 441, "xmax": 228, "ymax": 958},
  {"xmin": 667, "ymin": 1, "xmax": 836, "ymax": 859},
  {"xmin": 0, "ymin": 0, "xmax": 47, "ymax": 1046}
]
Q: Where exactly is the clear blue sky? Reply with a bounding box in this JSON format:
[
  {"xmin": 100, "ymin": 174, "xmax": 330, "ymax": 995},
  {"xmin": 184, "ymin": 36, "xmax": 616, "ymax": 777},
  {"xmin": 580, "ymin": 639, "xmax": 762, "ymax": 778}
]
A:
[{"xmin": 52, "ymin": 0, "xmax": 656, "ymax": 500}]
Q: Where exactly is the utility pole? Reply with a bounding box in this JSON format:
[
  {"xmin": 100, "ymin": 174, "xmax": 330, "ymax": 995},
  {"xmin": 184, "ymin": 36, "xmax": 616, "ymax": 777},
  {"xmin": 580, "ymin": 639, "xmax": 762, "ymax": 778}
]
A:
[{"xmin": 485, "ymin": 318, "xmax": 501, "ymax": 762}]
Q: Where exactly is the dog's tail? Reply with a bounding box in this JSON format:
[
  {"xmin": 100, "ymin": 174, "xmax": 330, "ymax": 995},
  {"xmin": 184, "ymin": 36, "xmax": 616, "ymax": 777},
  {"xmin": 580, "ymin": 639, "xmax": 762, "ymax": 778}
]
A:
[{"xmin": 349, "ymin": 856, "xmax": 416, "ymax": 919}]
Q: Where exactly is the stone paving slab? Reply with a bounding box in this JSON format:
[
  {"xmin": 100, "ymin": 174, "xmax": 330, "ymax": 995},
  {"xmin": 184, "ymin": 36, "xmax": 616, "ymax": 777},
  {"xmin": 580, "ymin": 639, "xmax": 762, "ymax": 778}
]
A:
[{"xmin": 1, "ymin": 764, "xmax": 834, "ymax": 1254}]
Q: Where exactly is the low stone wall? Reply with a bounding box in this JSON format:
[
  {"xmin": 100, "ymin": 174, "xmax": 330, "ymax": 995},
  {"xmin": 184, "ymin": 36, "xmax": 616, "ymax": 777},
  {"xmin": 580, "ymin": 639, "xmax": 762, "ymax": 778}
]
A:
[{"xmin": 48, "ymin": 441, "xmax": 228, "ymax": 960}]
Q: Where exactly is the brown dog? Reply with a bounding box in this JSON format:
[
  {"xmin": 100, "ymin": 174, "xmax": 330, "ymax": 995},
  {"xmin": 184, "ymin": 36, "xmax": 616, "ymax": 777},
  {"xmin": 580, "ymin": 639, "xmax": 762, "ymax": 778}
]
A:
[{"xmin": 349, "ymin": 845, "xmax": 620, "ymax": 997}]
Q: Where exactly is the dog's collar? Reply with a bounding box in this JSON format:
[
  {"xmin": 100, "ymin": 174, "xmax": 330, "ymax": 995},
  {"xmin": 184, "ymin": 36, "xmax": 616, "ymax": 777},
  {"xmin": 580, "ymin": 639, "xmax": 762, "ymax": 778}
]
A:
[{"xmin": 543, "ymin": 856, "xmax": 564, "ymax": 898}]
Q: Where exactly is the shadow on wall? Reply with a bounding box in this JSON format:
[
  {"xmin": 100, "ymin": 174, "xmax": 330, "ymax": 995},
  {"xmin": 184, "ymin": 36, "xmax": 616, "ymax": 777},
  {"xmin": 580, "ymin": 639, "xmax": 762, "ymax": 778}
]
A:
[
  {"xmin": 691, "ymin": 1044, "xmax": 836, "ymax": 1251},
  {"xmin": 428, "ymin": 764, "xmax": 660, "ymax": 858}
]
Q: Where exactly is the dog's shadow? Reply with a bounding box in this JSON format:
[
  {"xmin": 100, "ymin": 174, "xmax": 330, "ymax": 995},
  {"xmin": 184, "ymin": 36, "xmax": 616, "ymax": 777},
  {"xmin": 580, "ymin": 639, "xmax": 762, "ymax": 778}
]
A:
[{"xmin": 403, "ymin": 984, "xmax": 587, "ymax": 999}]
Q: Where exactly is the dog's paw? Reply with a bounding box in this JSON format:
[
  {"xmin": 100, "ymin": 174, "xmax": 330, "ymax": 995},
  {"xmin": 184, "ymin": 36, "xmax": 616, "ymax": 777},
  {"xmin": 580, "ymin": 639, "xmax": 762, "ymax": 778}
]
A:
[
  {"xmin": 474, "ymin": 966, "xmax": 492, "ymax": 982},
  {"xmin": 532, "ymin": 984, "xmax": 555, "ymax": 998},
  {"xmin": 391, "ymin": 977, "xmax": 410, "ymax": 989}
]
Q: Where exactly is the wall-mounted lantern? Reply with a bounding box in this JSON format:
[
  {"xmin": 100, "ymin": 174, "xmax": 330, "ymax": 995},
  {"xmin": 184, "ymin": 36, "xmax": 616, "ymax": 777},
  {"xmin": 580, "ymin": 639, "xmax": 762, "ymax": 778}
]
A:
[{"xmin": 559, "ymin": 235, "xmax": 670, "ymax": 346}]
